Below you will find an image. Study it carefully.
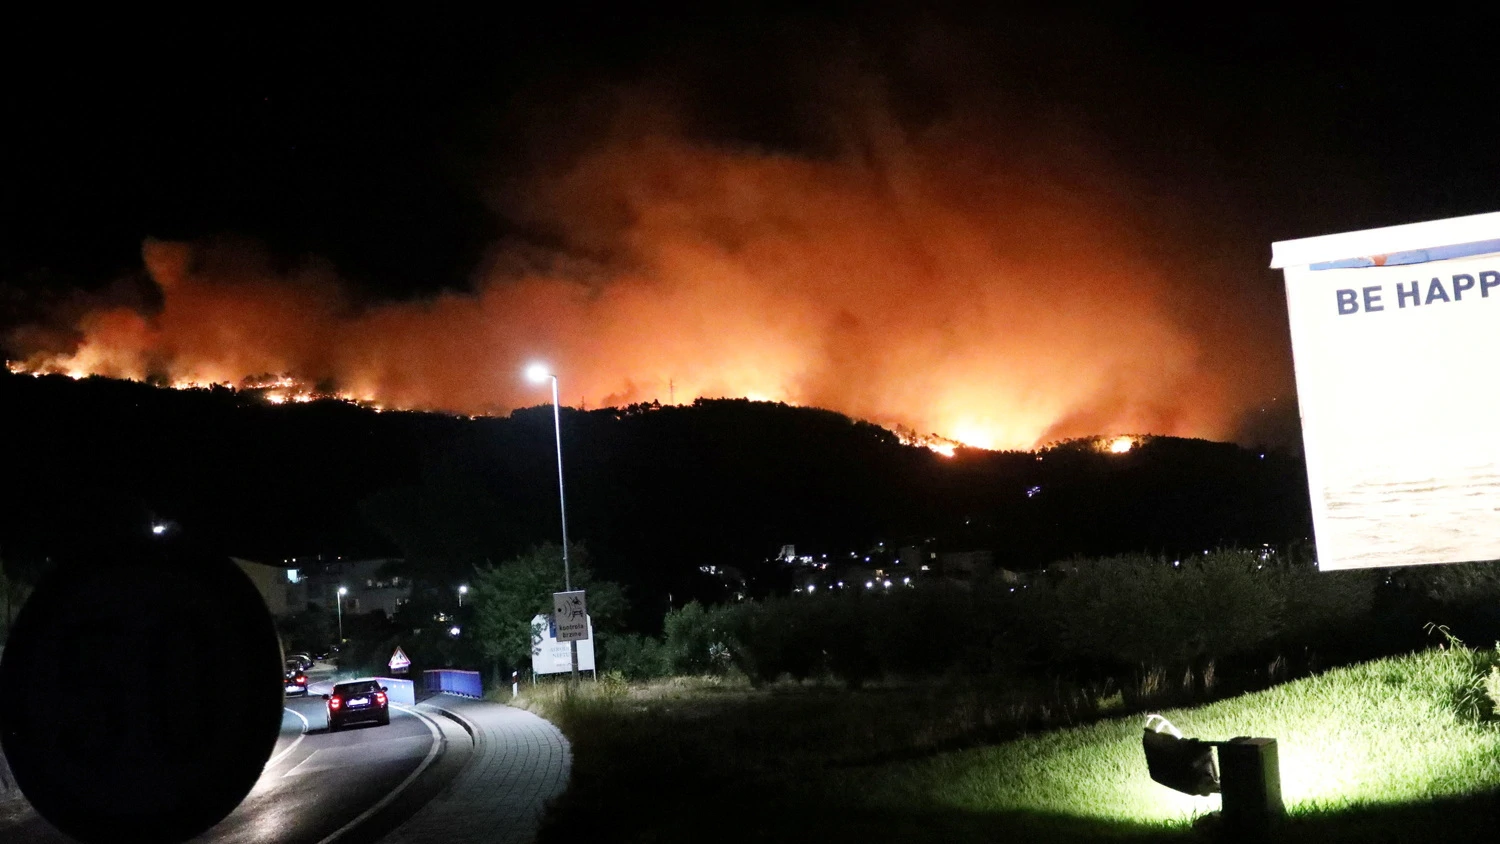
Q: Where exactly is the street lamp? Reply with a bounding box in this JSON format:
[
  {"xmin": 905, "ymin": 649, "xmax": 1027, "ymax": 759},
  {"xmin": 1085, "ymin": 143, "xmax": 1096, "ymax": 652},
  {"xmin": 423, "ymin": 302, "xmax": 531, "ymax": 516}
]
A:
[
  {"xmin": 526, "ymin": 362, "xmax": 579, "ymax": 682},
  {"xmin": 336, "ymin": 586, "xmax": 348, "ymax": 641},
  {"xmin": 458, "ymin": 584, "xmax": 468, "ymax": 607}
]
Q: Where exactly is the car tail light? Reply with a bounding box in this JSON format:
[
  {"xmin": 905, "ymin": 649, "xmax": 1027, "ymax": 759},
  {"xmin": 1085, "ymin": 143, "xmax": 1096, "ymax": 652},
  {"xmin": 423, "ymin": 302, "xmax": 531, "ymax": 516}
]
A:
[
  {"xmin": 329, "ymin": 697, "xmax": 342, "ymax": 710},
  {"xmin": 296, "ymin": 675, "xmax": 307, "ymax": 684},
  {"xmin": 376, "ymin": 692, "xmax": 387, "ymax": 705}
]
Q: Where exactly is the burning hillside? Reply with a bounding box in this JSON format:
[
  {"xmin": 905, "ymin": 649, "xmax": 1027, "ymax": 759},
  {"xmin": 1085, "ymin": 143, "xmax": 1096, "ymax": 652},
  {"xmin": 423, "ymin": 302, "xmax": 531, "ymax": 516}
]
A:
[{"xmin": 5, "ymin": 87, "xmax": 1288, "ymax": 450}]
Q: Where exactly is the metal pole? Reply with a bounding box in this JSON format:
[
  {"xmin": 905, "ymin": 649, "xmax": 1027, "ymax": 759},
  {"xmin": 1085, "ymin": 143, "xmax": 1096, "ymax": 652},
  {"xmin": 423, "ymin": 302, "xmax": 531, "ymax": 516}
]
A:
[
  {"xmin": 548, "ymin": 374, "xmax": 580, "ymax": 682},
  {"xmin": 337, "ymin": 591, "xmax": 344, "ymax": 641}
]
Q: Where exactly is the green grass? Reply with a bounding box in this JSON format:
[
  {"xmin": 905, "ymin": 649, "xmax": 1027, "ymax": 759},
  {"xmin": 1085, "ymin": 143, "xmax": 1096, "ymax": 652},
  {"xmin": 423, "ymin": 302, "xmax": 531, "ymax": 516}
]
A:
[
  {"xmin": 863, "ymin": 647, "xmax": 1500, "ymax": 830},
  {"xmin": 517, "ymin": 646, "xmax": 1500, "ymax": 843}
]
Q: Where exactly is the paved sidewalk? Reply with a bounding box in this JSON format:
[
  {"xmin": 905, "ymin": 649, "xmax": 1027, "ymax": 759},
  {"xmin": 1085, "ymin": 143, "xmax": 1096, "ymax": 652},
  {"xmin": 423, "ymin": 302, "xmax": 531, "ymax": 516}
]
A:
[{"xmin": 381, "ymin": 694, "xmax": 571, "ymax": 844}]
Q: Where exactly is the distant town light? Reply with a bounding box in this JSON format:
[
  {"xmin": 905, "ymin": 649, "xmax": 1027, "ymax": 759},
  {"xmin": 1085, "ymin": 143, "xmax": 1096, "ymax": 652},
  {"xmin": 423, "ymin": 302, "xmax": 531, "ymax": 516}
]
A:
[
  {"xmin": 151, "ymin": 523, "xmax": 167, "ymax": 535},
  {"xmin": 865, "ymin": 581, "xmax": 874, "ymax": 589},
  {"xmin": 449, "ymin": 626, "xmax": 461, "ymax": 637},
  {"xmin": 806, "ymin": 584, "xmax": 816, "ymax": 593}
]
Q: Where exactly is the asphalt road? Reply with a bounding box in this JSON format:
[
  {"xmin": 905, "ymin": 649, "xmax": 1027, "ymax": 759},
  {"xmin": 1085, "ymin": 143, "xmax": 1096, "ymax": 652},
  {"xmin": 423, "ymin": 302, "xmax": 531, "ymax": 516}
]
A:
[{"xmin": 0, "ymin": 676, "xmax": 457, "ymax": 844}]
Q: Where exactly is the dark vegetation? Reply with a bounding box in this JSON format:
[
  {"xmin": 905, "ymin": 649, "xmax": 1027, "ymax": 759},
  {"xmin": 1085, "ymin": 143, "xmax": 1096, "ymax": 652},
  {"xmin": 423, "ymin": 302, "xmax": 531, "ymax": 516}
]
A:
[
  {"xmin": 527, "ymin": 558, "xmax": 1500, "ymax": 844},
  {"xmin": 2, "ymin": 371, "xmax": 1308, "ymax": 635}
]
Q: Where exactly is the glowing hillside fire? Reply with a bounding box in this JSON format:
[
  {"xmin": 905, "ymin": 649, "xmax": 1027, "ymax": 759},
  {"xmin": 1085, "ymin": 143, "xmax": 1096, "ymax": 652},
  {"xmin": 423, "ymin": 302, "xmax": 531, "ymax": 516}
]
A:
[
  {"xmin": 1109, "ymin": 436, "xmax": 1136, "ymax": 454},
  {"xmin": 3, "ymin": 107, "xmax": 1285, "ymax": 449}
]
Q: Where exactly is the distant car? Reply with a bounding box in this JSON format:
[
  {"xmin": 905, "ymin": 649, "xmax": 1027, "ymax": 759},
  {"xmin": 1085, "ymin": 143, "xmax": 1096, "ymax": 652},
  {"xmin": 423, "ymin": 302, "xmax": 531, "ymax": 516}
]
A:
[
  {"xmin": 287, "ymin": 653, "xmax": 314, "ymax": 671},
  {"xmin": 324, "ymin": 680, "xmax": 390, "ymax": 730},
  {"xmin": 284, "ymin": 662, "xmax": 309, "ymax": 696}
]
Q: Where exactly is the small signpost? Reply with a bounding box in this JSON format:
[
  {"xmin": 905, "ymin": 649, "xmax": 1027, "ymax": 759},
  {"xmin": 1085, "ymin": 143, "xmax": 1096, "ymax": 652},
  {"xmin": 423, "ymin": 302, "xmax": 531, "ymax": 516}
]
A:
[
  {"xmin": 552, "ymin": 590, "xmax": 589, "ymax": 642},
  {"xmin": 387, "ymin": 646, "xmax": 411, "ymax": 674}
]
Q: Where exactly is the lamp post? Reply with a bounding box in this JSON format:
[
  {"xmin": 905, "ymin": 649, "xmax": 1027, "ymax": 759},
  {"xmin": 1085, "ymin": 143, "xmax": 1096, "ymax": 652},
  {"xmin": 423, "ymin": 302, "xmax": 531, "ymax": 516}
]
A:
[
  {"xmin": 458, "ymin": 584, "xmax": 468, "ymax": 607},
  {"xmin": 336, "ymin": 586, "xmax": 348, "ymax": 641},
  {"xmin": 526, "ymin": 362, "xmax": 579, "ymax": 682}
]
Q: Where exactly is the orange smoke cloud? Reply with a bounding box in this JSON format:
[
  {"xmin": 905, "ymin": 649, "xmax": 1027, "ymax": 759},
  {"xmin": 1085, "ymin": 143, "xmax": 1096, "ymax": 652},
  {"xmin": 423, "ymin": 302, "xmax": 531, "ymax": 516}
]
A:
[{"xmin": 9, "ymin": 103, "xmax": 1285, "ymax": 450}]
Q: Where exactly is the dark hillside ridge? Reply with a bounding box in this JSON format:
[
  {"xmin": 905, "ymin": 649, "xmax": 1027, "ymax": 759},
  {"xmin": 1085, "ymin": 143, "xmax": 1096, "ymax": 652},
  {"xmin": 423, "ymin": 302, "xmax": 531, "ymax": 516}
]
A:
[{"xmin": 1, "ymin": 372, "xmax": 1311, "ymax": 605}]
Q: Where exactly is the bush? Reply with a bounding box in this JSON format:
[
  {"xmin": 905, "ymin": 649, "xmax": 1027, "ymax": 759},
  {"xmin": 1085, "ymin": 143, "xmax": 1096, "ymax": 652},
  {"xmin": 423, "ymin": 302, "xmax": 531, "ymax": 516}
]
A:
[
  {"xmin": 662, "ymin": 602, "xmax": 736, "ymax": 675},
  {"xmin": 601, "ymin": 633, "xmax": 667, "ymax": 680}
]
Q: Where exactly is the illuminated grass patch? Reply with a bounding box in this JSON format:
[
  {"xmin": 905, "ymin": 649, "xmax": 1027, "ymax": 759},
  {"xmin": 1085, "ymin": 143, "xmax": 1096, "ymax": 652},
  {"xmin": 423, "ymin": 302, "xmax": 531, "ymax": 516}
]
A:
[{"xmin": 866, "ymin": 646, "xmax": 1500, "ymax": 829}]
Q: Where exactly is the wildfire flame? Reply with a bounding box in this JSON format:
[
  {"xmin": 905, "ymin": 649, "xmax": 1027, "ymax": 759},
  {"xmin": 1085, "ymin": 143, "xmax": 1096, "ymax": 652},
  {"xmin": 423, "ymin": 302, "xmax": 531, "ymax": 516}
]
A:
[{"xmin": 3, "ymin": 100, "xmax": 1285, "ymax": 450}]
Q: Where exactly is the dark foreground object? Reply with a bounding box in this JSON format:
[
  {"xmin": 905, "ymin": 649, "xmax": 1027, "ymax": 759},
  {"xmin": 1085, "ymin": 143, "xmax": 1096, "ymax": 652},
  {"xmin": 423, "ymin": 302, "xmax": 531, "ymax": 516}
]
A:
[{"xmin": 0, "ymin": 552, "xmax": 283, "ymax": 842}]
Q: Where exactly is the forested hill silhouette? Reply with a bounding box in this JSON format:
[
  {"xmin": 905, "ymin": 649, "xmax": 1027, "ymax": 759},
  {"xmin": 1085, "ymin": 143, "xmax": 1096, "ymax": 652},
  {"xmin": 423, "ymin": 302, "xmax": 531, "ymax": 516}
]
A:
[{"xmin": 2, "ymin": 371, "xmax": 1310, "ymax": 607}]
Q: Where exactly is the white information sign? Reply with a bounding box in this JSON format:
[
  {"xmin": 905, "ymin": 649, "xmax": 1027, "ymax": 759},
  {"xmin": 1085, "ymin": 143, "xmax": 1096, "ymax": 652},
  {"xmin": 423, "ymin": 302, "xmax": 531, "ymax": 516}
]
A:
[
  {"xmin": 1274, "ymin": 211, "xmax": 1500, "ymax": 569},
  {"xmin": 552, "ymin": 590, "xmax": 589, "ymax": 642},
  {"xmin": 530, "ymin": 613, "xmax": 596, "ymax": 674}
]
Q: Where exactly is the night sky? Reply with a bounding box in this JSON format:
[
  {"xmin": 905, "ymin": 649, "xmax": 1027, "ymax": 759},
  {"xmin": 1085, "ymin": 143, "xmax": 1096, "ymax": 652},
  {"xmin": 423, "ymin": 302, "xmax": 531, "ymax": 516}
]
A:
[{"xmin": 7, "ymin": 6, "xmax": 1499, "ymax": 449}]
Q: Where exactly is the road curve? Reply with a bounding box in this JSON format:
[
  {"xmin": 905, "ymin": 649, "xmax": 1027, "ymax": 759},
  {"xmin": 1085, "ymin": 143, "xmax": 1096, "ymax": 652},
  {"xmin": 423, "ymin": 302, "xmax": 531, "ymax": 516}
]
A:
[{"xmin": 0, "ymin": 680, "xmax": 448, "ymax": 844}]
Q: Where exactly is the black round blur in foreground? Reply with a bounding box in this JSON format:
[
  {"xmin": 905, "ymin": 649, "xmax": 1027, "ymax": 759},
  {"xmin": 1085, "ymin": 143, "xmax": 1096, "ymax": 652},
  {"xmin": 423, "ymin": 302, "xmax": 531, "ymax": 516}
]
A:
[{"xmin": 0, "ymin": 554, "xmax": 283, "ymax": 842}]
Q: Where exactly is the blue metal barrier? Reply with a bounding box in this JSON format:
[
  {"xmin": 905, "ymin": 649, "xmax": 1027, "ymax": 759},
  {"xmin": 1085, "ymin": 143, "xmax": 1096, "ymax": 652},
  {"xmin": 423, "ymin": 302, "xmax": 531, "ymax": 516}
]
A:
[
  {"xmin": 423, "ymin": 669, "xmax": 483, "ymax": 698},
  {"xmin": 373, "ymin": 677, "xmax": 416, "ymax": 705}
]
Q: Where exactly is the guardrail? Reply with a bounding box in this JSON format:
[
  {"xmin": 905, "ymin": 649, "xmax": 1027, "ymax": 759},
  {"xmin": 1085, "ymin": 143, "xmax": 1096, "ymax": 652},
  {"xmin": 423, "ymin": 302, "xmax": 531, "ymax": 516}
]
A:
[
  {"xmin": 373, "ymin": 677, "xmax": 416, "ymax": 705},
  {"xmin": 423, "ymin": 669, "xmax": 483, "ymax": 698}
]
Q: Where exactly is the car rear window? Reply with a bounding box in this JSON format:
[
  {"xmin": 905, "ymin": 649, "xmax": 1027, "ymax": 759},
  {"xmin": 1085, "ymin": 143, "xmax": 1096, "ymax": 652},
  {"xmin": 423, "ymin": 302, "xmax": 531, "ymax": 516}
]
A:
[{"xmin": 335, "ymin": 681, "xmax": 378, "ymax": 695}]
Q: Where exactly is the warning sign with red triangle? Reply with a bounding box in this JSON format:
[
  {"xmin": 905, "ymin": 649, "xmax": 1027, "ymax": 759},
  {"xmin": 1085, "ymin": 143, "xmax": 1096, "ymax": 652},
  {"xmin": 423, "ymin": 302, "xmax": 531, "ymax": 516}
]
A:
[{"xmin": 388, "ymin": 647, "xmax": 411, "ymax": 674}]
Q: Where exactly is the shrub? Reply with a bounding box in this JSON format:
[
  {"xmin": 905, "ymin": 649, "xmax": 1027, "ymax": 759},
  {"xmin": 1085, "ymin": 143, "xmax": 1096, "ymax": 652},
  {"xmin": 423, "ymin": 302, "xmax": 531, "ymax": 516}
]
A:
[
  {"xmin": 662, "ymin": 602, "xmax": 736, "ymax": 675},
  {"xmin": 601, "ymin": 633, "xmax": 667, "ymax": 680}
]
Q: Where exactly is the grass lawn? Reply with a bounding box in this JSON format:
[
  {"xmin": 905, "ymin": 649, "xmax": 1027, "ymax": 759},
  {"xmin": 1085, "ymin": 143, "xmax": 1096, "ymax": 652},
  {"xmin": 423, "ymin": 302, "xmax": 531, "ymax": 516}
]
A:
[{"xmin": 515, "ymin": 645, "xmax": 1500, "ymax": 843}]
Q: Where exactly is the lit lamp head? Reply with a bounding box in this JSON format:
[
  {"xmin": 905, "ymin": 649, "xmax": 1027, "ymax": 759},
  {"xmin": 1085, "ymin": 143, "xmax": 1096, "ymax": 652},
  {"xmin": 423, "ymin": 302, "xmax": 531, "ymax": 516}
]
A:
[
  {"xmin": 458, "ymin": 585, "xmax": 469, "ymax": 595},
  {"xmin": 337, "ymin": 586, "xmax": 348, "ymax": 597},
  {"xmin": 525, "ymin": 363, "xmax": 551, "ymax": 384}
]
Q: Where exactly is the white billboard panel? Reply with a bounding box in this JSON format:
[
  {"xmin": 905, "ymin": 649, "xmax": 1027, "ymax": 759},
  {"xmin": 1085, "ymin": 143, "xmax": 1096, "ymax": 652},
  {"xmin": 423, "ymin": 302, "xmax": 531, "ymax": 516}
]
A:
[
  {"xmin": 530, "ymin": 613, "xmax": 596, "ymax": 674},
  {"xmin": 1276, "ymin": 212, "xmax": 1500, "ymax": 569}
]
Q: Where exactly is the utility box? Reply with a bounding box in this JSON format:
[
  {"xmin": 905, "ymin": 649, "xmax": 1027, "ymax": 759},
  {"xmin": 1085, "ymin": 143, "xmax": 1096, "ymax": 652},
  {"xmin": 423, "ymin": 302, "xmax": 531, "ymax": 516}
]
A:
[{"xmin": 1218, "ymin": 737, "xmax": 1284, "ymax": 827}]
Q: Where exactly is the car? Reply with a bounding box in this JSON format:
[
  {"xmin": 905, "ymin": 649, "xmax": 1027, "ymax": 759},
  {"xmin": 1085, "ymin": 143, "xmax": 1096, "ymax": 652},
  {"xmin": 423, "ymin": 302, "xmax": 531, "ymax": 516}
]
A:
[
  {"xmin": 287, "ymin": 653, "xmax": 314, "ymax": 671},
  {"xmin": 284, "ymin": 662, "xmax": 309, "ymax": 696},
  {"xmin": 324, "ymin": 680, "xmax": 390, "ymax": 730}
]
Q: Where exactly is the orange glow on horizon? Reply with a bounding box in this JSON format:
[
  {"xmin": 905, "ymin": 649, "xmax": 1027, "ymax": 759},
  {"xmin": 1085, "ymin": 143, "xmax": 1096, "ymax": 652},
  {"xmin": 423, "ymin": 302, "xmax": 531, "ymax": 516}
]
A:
[{"xmin": 3, "ymin": 108, "xmax": 1285, "ymax": 449}]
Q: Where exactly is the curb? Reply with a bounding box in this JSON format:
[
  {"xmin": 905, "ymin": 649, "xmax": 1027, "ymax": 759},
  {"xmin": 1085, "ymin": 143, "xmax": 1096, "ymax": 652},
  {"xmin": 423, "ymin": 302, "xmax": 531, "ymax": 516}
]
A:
[{"xmin": 418, "ymin": 698, "xmax": 478, "ymax": 742}]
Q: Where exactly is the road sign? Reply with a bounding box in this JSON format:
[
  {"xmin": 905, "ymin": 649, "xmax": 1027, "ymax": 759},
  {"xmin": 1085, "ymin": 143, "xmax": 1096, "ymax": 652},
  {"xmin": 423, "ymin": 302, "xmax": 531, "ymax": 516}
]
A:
[
  {"xmin": 552, "ymin": 590, "xmax": 589, "ymax": 642},
  {"xmin": 388, "ymin": 646, "xmax": 411, "ymax": 673},
  {"xmin": 530, "ymin": 614, "xmax": 596, "ymax": 674}
]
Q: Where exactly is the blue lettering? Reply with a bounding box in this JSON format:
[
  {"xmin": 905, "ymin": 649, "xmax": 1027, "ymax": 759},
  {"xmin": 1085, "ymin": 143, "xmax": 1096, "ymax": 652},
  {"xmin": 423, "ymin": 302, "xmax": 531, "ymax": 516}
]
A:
[
  {"xmin": 1482, "ymin": 271, "xmax": 1500, "ymax": 297},
  {"xmin": 1396, "ymin": 280, "xmax": 1421, "ymax": 308},
  {"xmin": 1452, "ymin": 274, "xmax": 1476, "ymax": 300},
  {"xmin": 1426, "ymin": 278, "xmax": 1451, "ymax": 304},
  {"xmin": 1336, "ymin": 289, "xmax": 1359, "ymax": 314},
  {"xmin": 1362, "ymin": 286, "xmax": 1384, "ymax": 312}
]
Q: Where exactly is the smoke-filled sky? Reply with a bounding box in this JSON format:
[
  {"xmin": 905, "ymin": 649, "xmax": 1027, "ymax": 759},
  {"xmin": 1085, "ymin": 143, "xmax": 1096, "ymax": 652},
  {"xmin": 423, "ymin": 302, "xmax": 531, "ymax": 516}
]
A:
[{"xmin": 8, "ymin": 7, "xmax": 1499, "ymax": 449}]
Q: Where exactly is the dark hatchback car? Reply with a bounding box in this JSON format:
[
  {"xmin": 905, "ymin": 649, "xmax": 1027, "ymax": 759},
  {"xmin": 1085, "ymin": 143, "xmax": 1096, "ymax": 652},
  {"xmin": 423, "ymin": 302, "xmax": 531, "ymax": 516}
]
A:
[
  {"xmin": 324, "ymin": 680, "xmax": 390, "ymax": 730},
  {"xmin": 284, "ymin": 661, "xmax": 309, "ymax": 696}
]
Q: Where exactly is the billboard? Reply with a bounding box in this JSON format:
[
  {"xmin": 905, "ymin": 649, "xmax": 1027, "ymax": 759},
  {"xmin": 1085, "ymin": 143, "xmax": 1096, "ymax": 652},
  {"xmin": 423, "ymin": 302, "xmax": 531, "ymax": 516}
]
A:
[
  {"xmin": 1274, "ymin": 211, "xmax": 1500, "ymax": 569},
  {"xmin": 530, "ymin": 613, "xmax": 596, "ymax": 674}
]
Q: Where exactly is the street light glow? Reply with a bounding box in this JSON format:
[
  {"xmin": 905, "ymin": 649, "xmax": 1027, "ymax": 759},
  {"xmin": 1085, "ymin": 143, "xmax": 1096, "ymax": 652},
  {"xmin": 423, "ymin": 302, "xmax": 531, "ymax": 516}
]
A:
[
  {"xmin": 151, "ymin": 523, "xmax": 167, "ymax": 535},
  {"xmin": 338, "ymin": 586, "xmax": 348, "ymax": 596},
  {"xmin": 525, "ymin": 362, "xmax": 551, "ymax": 383}
]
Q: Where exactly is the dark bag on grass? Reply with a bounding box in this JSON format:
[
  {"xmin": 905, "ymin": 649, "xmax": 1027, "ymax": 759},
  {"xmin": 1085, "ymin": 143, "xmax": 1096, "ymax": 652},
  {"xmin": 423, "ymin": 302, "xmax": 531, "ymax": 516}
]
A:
[{"xmin": 1142, "ymin": 715, "xmax": 1219, "ymax": 796}]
